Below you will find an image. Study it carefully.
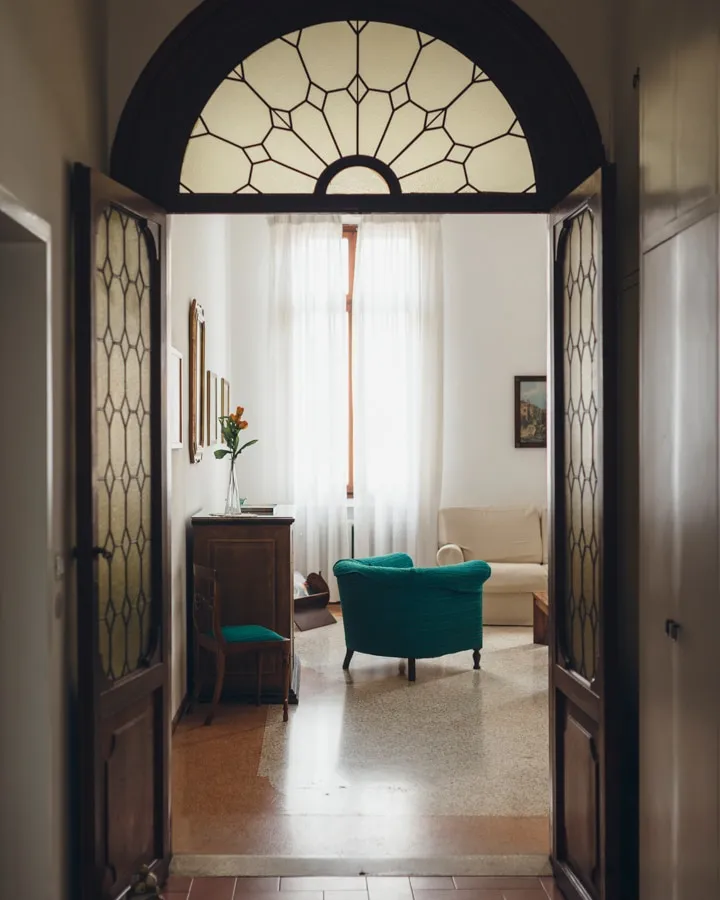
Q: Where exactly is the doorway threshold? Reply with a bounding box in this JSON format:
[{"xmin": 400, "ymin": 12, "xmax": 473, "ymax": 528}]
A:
[{"xmin": 170, "ymin": 855, "xmax": 552, "ymax": 878}]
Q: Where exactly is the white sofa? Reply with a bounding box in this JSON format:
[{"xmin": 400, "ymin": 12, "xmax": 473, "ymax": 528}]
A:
[{"xmin": 437, "ymin": 506, "xmax": 548, "ymax": 626}]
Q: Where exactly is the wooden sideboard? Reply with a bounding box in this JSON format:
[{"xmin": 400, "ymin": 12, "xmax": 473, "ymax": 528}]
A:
[{"xmin": 189, "ymin": 510, "xmax": 297, "ymax": 704}]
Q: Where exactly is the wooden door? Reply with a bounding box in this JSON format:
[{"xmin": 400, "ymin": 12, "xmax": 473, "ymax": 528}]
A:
[
  {"xmin": 73, "ymin": 164, "xmax": 170, "ymax": 900},
  {"xmin": 549, "ymin": 167, "xmax": 621, "ymax": 900}
]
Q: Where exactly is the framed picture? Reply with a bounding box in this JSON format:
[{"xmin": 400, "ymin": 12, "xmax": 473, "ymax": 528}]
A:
[
  {"xmin": 188, "ymin": 299, "xmax": 206, "ymax": 463},
  {"xmin": 169, "ymin": 347, "xmax": 183, "ymax": 450},
  {"xmin": 213, "ymin": 373, "xmax": 219, "ymax": 443},
  {"xmin": 514, "ymin": 375, "xmax": 547, "ymax": 448},
  {"xmin": 206, "ymin": 370, "xmax": 213, "ymax": 446},
  {"xmin": 220, "ymin": 378, "xmax": 227, "ymax": 417},
  {"xmin": 206, "ymin": 371, "xmax": 219, "ymax": 444},
  {"xmin": 223, "ymin": 379, "xmax": 230, "ymax": 419}
]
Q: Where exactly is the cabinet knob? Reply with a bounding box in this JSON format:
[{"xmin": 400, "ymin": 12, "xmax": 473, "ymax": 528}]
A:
[{"xmin": 664, "ymin": 619, "xmax": 681, "ymax": 641}]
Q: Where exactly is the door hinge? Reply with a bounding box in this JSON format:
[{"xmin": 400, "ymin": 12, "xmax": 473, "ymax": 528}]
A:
[{"xmin": 632, "ymin": 67, "xmax": 640, "ymax": 89}]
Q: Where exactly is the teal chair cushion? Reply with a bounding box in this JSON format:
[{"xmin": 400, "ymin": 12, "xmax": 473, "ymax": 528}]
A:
[{"xmin": 220, "ymin": 625, "xmax": 285, "ymax": 643}]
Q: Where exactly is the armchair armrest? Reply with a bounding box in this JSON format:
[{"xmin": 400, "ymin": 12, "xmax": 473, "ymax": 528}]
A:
[
  {"xmin": 413, "ymin": 560, "xmax": 491, "ymax": 592},
  {"xmin": 437, "ymin": 543, "xmax": 464, "ymax": 567}
]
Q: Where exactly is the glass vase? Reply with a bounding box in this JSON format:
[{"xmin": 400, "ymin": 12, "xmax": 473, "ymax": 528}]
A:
[{"xmin": 224, "ymin": 457, "xmax": 246, "ymax": 516}]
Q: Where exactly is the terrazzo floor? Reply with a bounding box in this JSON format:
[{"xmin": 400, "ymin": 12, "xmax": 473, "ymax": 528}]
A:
[{"xmin": 172, "ymin": 621, "xmax": 550, "ymax": 874}]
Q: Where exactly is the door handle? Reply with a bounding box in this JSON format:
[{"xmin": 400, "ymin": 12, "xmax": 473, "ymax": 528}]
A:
[
  {"xmin": 664, "ymin": 619, "xmax": 681, "ymax": 641},
  {"xmin": 72, "ymin": 546, "xmax": 114, "ymax": 561},
  {"xmin": 92, "ymin": 546, "xmax": 113, "ymax": 561}
]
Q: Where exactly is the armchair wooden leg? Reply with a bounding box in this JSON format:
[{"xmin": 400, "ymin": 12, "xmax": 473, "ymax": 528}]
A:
[
  {"xmin": 342, "ymin": 649, "xmax": 354, "ymax": 670},
  {"xmin": 473, "ymin": 649, "xmax": 481, "ymax": 670},
  {"xmin": 282, "ymin": 646, "xmax": 291, "ymax": 723},
  {"xmin": 256, "ymin": 652, "xmax": 262, "ymax": 706},
  {"xmin": 205, "ymin": 650, "xmax": 225, "ymax": 726},
  {"xmin": 408, "ymin": 658, "xmax": 416, "ymax": 682}
]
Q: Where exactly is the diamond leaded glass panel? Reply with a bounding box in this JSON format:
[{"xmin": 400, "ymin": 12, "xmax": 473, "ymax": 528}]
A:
[
  {"xmin": 180, "ymin": 21, "xmax": 536, "ymax": 195},
  {"xmin": 95, "ymin": 207, "xmax": 153, "ymax": 681},
  {"xmin": 562, "ymin": 209, "xmax": 600, "ymax": 683}
]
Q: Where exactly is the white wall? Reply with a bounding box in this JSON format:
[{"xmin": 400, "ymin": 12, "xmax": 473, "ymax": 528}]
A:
[
  {"xmin": 168, "ymin": 215, "xmax": 233, "ymax": 714},
  {"xmin": 227, "ymin": 215, "xmax": 273, "ymax": 502},
  {"xmin": 106, "ymin": 0, "xmax": 612, "ymax": 153},
  {"xmin": 441, "ymin": 215, "xmax": 549, "ymax": 509},
  {"xmin": 0, "ymin": 2, "xmax": 104, "ymax": 898}
]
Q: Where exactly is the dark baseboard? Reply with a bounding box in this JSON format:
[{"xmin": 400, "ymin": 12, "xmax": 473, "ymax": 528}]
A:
[{"xmin": 171, "ymin": 694, "xmax": 190, "ymax": 733}]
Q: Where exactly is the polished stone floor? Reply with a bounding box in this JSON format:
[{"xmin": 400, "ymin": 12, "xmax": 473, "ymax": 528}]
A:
[{"xmin": 172, "ymin": 621, "xmax": 550, "ymax": 872}]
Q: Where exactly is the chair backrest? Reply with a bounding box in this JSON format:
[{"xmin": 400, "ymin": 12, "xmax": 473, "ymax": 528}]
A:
[
  {"xmin": 192, "ymin": 563, "xmax": 221, "ymax": 639},
  {"xmin": 438, "ymin": 506, "xmax": 544, "ymax": 563},
  {"xmin": 333, "ymin": 556, "xmax": 487, "ymax": 660}
]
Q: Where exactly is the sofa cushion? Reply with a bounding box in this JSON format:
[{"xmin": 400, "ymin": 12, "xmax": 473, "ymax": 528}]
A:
[
  {"xmin": 438, "ymin": 506, "xmax": 543, "ymax": 564},
  {"xmin": 484, "ymin": 562, "xmax": 548, "ymax": 594}
]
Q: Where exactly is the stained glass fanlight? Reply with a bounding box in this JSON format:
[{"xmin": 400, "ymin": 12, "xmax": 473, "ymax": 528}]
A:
[{"xmin": 180, "ymin": 21, "xmax": 536, "ymax": 196}]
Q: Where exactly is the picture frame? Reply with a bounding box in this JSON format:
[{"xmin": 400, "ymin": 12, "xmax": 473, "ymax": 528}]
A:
[
  {"xmin": 206, "ymin": 370, "xmax": 213, "ymax": 446},
  {"xmin": 169, "ymin": 347, "xmax": 183, "ymax": 450},
  {"xmin": 206, "ymin": 371, "xmax": 219, "ymax": 444},
  {"xmin": 514, "ymin": 375, "xmax": 547, "ymax": 448},
  {"xmin": 220, "ymin": 378, "xmax": 227, "ymax": 417},
  {"xmin": 223, "ymin": 379, "xmax": 230, "ymax": 419},
  {"xmin": 213, "ymin": 373, "xmax": 219, "ymax": 443},
  {"xmin": 188, "ymin": 299, "xmax": 206, "ymax": 463}
]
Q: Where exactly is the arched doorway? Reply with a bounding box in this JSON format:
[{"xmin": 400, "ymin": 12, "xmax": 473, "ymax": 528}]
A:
[
  {"xmin": 110, "ymin": 0, "xmax": 605, "ymax": 212},
  {"xmin": 75, "ymin": 4, "xmax": 617, "ymax": 900}
]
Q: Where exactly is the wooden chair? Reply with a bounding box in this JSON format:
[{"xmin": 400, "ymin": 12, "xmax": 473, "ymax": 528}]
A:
[{"xmin": 191, "ymin": 563, "xmax": 291, "ymax": 725}]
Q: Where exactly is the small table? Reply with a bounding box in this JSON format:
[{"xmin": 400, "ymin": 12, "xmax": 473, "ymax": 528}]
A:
[{"xmin": 532, "ymin": 591, "xmax": 549, "ymax": 645}]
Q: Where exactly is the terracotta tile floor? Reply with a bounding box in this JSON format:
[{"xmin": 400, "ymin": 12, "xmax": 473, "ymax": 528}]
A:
[{"xmin": 163, "ymin": 875, "xmax": 561, "ymax": 900}]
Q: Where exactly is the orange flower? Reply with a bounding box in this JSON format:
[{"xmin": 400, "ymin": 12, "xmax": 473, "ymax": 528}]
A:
[
  {"xmin": 236, "ymin": 406, "xmax": 245, "ymax": 417},
  {"xmin": 239, "ymin": 420, "xmax": 248, "ymax": 430}
]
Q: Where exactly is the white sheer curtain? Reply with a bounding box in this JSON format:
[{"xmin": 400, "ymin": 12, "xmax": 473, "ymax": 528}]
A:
[
  {"xmin": 352, "ymin": 216, "xmax": 444, "ymax": 567},
  {"xmin": 266, "ymin": 216, "xmax": 349, "ymax": 592}
]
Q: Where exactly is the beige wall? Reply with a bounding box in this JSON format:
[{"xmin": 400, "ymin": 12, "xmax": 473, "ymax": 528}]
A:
[
  {"xmin": 106, "ymin": 0, "xmax": 612, "ymax": 153},
  {"xmin": 0, "ymin": 234, "xmax": 53, "ymax": 900},
  {"xmin": 0, "ymin": 0, "xmax": 105, "ymax": 897}
]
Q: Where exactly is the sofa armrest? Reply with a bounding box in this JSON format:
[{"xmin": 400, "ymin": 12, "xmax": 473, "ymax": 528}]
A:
[{"xmin": 437, "ymin": 543, "xmax": 464, "ymax": 567}]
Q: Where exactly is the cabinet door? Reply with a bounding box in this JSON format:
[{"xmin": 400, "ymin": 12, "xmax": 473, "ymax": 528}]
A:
[{"xmin": 640, "ymin": 215, "xmax": 720, "ymax": 900}]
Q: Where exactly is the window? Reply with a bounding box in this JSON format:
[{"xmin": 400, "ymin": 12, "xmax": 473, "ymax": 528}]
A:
[
  {"xmin": 180, "ymin": 21, "xmax": 535, "ymax": 196},
  {"xmin": 342, "ymin": 224, "xmax": 357, "ymax": 497}
]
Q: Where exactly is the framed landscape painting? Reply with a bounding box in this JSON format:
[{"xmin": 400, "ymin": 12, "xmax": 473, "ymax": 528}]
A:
[{"xmin": 514, "ymin": 375, "xmax": 547, "ymax": 448}]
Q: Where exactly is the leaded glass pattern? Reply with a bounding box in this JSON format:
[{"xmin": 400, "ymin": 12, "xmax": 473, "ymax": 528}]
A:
[
  {"xmin": 562, "ymin": 210, "xmax": 600, "ymax": 683},
  {"xmin": 95, "ymin": 207, "xmax": 153, "ymax": 681},
  {"xmin": 180, "ymin": 21, "xmax": 536, "ymax": 195}
]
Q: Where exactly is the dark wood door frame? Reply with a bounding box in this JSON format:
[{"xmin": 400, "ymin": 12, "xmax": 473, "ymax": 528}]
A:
[{"xmin": 73, "ymin": 164, "xmax": 170, "ymax": 900}]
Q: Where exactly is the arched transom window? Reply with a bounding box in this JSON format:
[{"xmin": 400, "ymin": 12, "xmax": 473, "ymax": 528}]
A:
[{"xmin": 180, "ymin": 20, "xmax": 536, "ymax": 196}]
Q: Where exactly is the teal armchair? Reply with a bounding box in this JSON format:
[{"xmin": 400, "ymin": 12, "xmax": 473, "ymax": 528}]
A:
[{"xmin": 332, "ymin": 553, "xmax": 491, "ymax": 682}]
